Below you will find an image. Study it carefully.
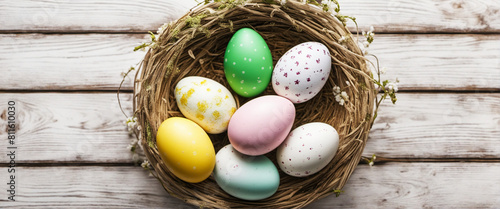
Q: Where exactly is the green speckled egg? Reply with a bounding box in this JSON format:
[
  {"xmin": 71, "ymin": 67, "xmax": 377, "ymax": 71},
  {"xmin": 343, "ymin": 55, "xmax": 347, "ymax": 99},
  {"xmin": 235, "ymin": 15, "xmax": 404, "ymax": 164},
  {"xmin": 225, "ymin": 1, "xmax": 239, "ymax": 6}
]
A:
[{"xmin": 224, "ymin": 28, "xmax": 273, "ymax": 97}]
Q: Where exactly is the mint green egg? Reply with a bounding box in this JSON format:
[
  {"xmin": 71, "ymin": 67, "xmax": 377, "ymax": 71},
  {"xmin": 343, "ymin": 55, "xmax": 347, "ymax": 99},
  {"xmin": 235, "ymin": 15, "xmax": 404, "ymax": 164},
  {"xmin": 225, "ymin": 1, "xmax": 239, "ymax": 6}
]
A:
[
  {"xmin": 214, "ymin": 145, "xmax": 280, "ymax": 201},
  {"xmin": 224, "ymin": 28, "xmax": 273, "ymax": 97}
]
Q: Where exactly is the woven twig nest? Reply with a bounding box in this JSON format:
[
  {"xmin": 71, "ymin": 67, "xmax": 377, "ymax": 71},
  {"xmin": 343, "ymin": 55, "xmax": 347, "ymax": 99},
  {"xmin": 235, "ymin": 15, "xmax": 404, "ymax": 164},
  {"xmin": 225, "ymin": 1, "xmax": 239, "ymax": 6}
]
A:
[{"xmin": 134, "ymin": 0, "xmax": 376, "ymax": 208}]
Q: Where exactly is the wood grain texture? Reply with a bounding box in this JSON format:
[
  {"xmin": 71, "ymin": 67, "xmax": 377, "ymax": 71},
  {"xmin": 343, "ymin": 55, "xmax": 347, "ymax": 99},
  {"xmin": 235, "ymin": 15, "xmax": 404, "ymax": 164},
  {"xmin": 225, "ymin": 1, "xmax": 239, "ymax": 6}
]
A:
[
  {"xmin": 1, "ymin": 0, "xmax": 499, "ymax": 33},
  {"xmin": 0, "ymin": 0, "xmax": 198, "ymax": 33},
  {"xmin": 0, "ymin": 166, "xmax": 189, "ymax": 208},
  {"xmin": 364, "ymin": 93, "xmax": 500, "ymax": 158},
  {"xmin": 0, "ymin": 93, "xmax": 136, "ymax": 163},
  {"xmin": 1, "ymin": 163, "xmax": 499, "ymax": 208},
  {"xmin": 0, "ymin": 92, "xmax": 499, "ymax": 163},
  {"xmin": 1, "ymin": 34, "xmax": 499, "ymax": 91},
  {"xmin": 0, "ymin": 34, "xmax": 145, "ymax": 90},
  {"xmin": 370, "ymin": 34, "xmax": 500, "ymax": 91},
  {"xmin": 338, "ymin": 0, "xmax": 500, "ymax": 33}
]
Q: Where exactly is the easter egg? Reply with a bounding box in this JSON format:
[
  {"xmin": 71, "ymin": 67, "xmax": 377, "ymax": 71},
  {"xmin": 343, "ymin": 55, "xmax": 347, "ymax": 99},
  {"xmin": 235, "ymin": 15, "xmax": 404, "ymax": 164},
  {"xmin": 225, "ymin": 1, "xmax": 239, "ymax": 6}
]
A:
[
  {"xmin": 156, "ymin": 117, "xmax": 216, "ymax": 183},
  {"xmin": 214, "ymin": 144, "xmax": 280, "ymax": 201},
  {"xmin": 272, "ymin": 42, "xmax": 331, "ymax": 103},
  {"xmin": 174, "ymin": 76, "xmax": 237, "ymax": 134},
  {"xmin": 277, "ymin": 122, "xmax": 339, "ymax": 177},
  {"xmin": 224, "ymin": 28, "xmax": 273, "ymax": 97},
  {"xmin": 228, "ymin": 95, "xmax": 295, "ymax": 156}
]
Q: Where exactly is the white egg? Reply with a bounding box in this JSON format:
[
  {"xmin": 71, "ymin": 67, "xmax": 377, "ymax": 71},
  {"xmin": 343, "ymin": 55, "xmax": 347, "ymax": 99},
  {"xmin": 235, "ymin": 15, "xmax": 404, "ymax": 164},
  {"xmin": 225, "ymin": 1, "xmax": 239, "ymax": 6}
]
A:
[
  {"xmin": 276, "ymin": 122, "xmax": 339, "ymax": 177},
  {"xmin": 272, "ymin": 42, "xmax": 331, "ymax": 103},
  {"xmin": 174, "ymin": 76, "xmax": 237, "ymax": 134}
]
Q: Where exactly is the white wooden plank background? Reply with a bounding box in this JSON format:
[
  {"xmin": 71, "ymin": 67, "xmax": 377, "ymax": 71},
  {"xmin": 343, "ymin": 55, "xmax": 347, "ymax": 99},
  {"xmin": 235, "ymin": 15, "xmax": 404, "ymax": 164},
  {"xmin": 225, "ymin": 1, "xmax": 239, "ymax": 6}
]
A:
[
  {"xmin": 1, "ymin": 0, "xmax": 499, "ymax": 33},
  {"xmin": 0, "ymin": 0, "xmax": 499, "ymax": 208},
  {"xmin": 1, "ymin": 34, "xmax": 499, "ymax": 91},
  {"xmin": 0, "ymin": 163, "xmax": 499, "ymax": 208},
  {"xmin": 0, "ymin": 92, "xmax": 499, "ymax": 163}
]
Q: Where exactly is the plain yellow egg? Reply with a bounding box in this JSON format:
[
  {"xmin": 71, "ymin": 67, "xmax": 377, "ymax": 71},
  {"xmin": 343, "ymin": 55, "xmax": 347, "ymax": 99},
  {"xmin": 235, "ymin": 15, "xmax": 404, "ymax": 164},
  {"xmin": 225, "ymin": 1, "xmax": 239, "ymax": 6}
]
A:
[{"xmin": 156, "ymin": 117, "xmax": 216, "ymax": 183}]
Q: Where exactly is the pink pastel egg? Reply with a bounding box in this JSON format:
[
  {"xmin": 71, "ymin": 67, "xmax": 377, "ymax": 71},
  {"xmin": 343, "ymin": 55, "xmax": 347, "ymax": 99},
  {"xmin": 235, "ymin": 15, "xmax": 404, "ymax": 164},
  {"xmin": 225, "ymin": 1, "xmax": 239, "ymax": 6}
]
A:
[
  {"xmin": 228, "ymin": 95, "xmax": 295, "ymax": 156},
  {"xmin": 272, "ymin": 42, "xmax": 331, "ymax": 103}
]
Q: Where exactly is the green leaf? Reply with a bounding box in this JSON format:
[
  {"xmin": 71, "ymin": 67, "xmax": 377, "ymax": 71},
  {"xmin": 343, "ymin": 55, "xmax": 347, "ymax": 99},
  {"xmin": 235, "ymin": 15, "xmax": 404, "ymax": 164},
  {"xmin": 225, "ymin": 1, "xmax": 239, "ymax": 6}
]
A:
[{"xmin": 333, "ymin": 189, "xmax": 344, "ymax": 197}]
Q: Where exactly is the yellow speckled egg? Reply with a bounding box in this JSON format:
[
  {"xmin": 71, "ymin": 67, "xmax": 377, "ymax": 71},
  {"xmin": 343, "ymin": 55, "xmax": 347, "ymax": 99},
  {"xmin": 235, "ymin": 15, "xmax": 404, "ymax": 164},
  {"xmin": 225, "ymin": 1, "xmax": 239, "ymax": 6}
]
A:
[
  {"xmin": 174, "ymin": 76, "xmax": 237, "ymax": 134},
  {"xmin": 156, "ymin": 117, "xmax": 216, "ymax": 183}
]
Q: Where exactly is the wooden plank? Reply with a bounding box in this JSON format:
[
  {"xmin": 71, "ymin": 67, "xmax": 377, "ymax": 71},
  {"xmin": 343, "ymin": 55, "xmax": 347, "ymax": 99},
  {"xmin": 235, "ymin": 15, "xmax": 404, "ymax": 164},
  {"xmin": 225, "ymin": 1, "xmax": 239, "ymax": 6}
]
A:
[
  {"xmin": 0, "ymin": 163, "xmax": 499, "ymax": 208},
  {"xmin": 0, "ymin": 0, "xmax": 198, "ymax": 33},
  {"xmin": 0, "ymin": 92, "xmax": 499, "ymax": 164},
  {"xmin": 338, "ymin": 0, "xmax": 500, "ymax": 33},
  {"xmin": 1, "ymin": 0, "xmax": 499, "ymax": 33},
  {"xmin": 369, "ymin": 34, "xmax": 500, "ymax": 91},
  {"xmin": 0, "ymin": 34, "xmax": 145, "ymax": 90},
  {"xmin": 364, "ymin": 92, "xmax": 500, "ymax": 158},
  {"xmin": 0, "ymin": 166, "xmax": 187, "ymax": 207},
  {"xmin": 1, "ymin": 34, "xmax": 499, "ymax": 91},
  {"xmin": 309, "ymin": 162, "xmax": 500, "ymax": 208},
  {"xmin": 0, "ymin": 93, "xmax": 136, "ymax": 163}
]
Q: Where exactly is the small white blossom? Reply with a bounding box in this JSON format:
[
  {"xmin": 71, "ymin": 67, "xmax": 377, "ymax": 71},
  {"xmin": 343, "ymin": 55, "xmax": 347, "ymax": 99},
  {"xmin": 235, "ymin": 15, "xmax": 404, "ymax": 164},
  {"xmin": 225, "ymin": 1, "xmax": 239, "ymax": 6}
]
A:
[
  {"xmin": 339, "ymin": 99, "xmax": 345, "ymax": 106},
  {"xmin": 335, "ymin": 94, "xmax": 342, "ymax": 102},
  {"xmin": 345, "ymin": 81, "xmax": 350, "ymax": 86},
  {"xmin": 341, "ymin": 91, "xmax": 349, "ymax": 100},
  {"xmin": 125, "ymin": 117, "xmax": 138, "ymax": 132},
  {"xmin": 333, "ymin": 86, "xmax": 341, "ymax": 94},
  {"xmin": 369, "ymin": 161, "xmax": 374, "ymax": 166},
  {"xmin": 333, "ymin": 85, "xmax": 348, "ymax": 106},
  {"xmin": 280, "ymin": 0, "xmax": 287, "ymax": 6},
  {"xmin": 323, "ymin": 0, "xmax": 338, "ymax": 13},
  {"xmin": 141, "ymin": 160, "xmax": 151, "ymax": 169},
  {"xmin": 385, "ymin": 82, "xmax": 399, "ymax": 93}
]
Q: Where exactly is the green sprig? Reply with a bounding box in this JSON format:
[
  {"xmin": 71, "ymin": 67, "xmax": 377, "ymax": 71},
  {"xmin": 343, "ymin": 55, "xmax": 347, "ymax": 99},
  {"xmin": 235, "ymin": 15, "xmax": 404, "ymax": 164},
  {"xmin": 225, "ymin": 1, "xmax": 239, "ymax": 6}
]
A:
[{"xmin": 333, "ymin": 189, "xmax": 345, "ymax": 197}]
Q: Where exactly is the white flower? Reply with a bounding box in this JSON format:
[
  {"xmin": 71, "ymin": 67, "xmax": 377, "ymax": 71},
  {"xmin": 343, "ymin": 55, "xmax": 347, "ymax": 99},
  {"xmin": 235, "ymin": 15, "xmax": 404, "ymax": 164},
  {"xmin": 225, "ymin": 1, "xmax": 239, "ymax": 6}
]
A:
[
  {"xmin": 333, "ymin": 86, "xmax": 341, "ymax": 94},
  {"xmin": 345, "ymin": 81, "xmax": 350, "ymax": 86},
  {"xmin": 369, "ymin": 161, "xmax": 374, "ymax": 166},
  {"xmin": 341, "ymin": 91, "xmax": 349, "ymax": 100},
  {"xmin": 323, "ymin": 0, "xmax": 338, "ymax": 13},
  {"xmin": 126, "ymin": 117, "xmax": 138, "ymax": 132},
  {"xmin": 280, "ymin": 0, "xmax": 287, "ymax": 6},
  {"xmin": 333, "ymin": 85, "xmax": 348, "ymax": 106},
  {"xmin": 385, "ymin": 82, "xmax": 399, "ymax": 93},
  {"xmin": 141, "ymin": 160, "xmax": 151, "ymax": 169},
  {"xmin": 335, "ymin": 94, "xmax": 341, "ymax": 102}
]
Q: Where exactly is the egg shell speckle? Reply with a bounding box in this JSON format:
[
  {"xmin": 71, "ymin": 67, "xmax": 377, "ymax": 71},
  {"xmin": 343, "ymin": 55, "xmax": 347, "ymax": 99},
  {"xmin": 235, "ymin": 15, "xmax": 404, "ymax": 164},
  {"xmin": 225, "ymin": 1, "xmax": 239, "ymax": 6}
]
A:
[
  {"xmin": 272, "ymin": 42, "xmax": 331, "ymax": 103},
  {"xmin": 213, "ymin": 144, "xmax": 280, "ymax": 201},
  {"xmin": 174, "ymin": 76, "xmax": 237, "ymax": 134},
  {"xmin": 224, "ymin": 28, "xmax": 273, "ymax": 97},
  {"xmin": 276, "ymin": 122, "xmax": 339, "ymax": 177}
]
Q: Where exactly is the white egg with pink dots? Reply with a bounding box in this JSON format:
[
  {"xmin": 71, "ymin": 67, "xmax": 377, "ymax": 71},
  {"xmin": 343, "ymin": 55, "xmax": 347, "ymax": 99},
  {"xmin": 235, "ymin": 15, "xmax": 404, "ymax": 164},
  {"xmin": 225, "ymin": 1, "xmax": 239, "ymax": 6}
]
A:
[
  {"xmin": 272, "ymin": 42, "xmax": 331, "ymax": 103},
  {"xmin": 276, "ymin": 122, "xmax": 339, "ymax": 177}
]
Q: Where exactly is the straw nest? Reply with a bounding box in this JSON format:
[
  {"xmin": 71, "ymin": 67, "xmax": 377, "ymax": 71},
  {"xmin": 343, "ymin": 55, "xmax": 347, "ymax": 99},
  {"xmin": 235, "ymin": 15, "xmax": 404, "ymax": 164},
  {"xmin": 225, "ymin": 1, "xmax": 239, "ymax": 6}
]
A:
[{"xmin": 133, "ymin": 0, "xmax": 376, "ymax": 208}]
